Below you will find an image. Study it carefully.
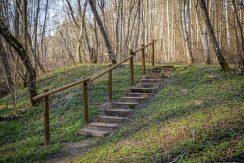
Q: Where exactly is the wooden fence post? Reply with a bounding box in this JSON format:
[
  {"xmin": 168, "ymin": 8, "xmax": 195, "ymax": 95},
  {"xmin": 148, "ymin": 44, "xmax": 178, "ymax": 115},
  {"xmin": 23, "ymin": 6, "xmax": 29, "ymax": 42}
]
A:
[
  {"xmin": 152, "ymin": 40, "xmax": 155, "ymax": 67},
  {"xmin": 141, "ymin": 44, "xmax": 145, "ymax": 75},
  {"xmin": 43, "ymin": 89, "xmax": 50, "ymax": 146},
  {"xmin": 130, "ymin": 49, "xmax": 134, "ymax": 86},
  {"xmin": 108, "ymin": 64, "xmax": 112, "ymax": 103},
  {"xmin": 83, "ymin": 80, "xmax": 89, "ymax": 123}
]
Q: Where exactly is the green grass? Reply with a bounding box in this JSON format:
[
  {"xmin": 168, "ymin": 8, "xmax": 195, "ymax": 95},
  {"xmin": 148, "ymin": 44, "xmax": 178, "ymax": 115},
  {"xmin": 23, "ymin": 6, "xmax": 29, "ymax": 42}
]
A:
[
  {"xmin": 0, "ymin": 63, "xmax": 150, "ymax": 162},
  {"xmin": 78, "ymin": 65, "xmax": 244, "ymax": 162}
]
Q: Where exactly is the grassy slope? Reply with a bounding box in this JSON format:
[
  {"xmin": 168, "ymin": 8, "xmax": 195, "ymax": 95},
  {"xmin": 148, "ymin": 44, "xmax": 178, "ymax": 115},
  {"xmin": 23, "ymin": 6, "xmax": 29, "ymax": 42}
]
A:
[
  {"xmin": 0, "ymin": 64, "xmax": 149, "ymax": 162},
  {"xmin": 79, "ymin": 65, "xmax": 244, "ymax": 162}
]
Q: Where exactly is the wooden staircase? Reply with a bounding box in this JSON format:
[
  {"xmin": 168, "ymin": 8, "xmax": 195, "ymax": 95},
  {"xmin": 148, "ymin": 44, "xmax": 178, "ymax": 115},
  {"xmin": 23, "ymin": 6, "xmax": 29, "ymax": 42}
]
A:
[{"xmin": 78, "ymin": 66, "xmax": 173, "ymax": 137}]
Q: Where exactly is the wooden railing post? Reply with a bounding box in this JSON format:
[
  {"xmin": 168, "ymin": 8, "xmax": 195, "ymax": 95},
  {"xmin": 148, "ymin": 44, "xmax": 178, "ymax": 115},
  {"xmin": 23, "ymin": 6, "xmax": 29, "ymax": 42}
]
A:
[
  {"xmin": 152, "ymin": 40, "xmax": 155, "ymax": 67},
  {"xmin": 141, "ymin": 44, "xmax": 145, "ymax": 75},
  {"xmin": 130, "ymin": 49, "xmax": 134, "ymax": 86},
  {"xmin": 108, "ymin": 64, "xmax": 112, "ymax": 103},
  {"xmin": 43, "ymin": 89, "xmax": 50, "ymax": 146},
  {"xmin": 83, "ymin": 80, "xmax": 89, "ymax": 123}
]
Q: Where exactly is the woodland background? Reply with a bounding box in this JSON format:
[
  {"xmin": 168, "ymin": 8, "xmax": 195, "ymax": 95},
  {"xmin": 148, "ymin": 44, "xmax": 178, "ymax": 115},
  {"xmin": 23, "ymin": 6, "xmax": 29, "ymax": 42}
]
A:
[{"xmin": 0, "ymin": 0, "xmax": 243, "ymax": 105}]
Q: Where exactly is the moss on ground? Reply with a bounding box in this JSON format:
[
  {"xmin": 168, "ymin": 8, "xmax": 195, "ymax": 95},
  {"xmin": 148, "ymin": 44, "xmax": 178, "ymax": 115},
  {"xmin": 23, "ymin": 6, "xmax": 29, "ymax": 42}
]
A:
[{"xmin": 78, "ymin": 65, "xmax": 244, "ymax": 162}]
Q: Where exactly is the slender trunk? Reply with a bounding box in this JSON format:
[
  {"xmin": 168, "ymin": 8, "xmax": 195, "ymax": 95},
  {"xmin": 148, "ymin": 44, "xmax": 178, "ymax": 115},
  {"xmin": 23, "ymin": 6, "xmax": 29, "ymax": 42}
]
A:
[
  {"xmin": 198, "ymin": 0, "xmax": 230, "ymax": 71},
  {"xmin": 184, "ymin": 0, "xmax": 194, "ymax": 63},
  {"xmin": 88, "ymin": 0, "xmax": 117, "ymax": 64},
  {"xmin": 195, "ymin": 0, "xmax": 211, "ymax": 64}
]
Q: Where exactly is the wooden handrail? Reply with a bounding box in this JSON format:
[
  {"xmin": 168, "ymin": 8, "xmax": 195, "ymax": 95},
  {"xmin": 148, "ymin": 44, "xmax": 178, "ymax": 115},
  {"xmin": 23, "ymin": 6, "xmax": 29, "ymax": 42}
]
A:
[
  {"xmin": 88, "ymin": 40, "xmax": 156, "ymax": 84},
  {"xmin": 32, "ymin": 40, "xmax": 156, "ymax": 100},
  {"xmin": 32, "ymin": 77, "xmax": 90, "ymax": 101},
  {"xmin": 88, "ymin": 55, "xmax": 135, "ymax": 84},
  {"xmin": 133, "ymin": 40, "xmax": 156, "ymax": 53},
  {"xmin": 32, "ymin": 39, "xmax": 156, "ymax": 146}
]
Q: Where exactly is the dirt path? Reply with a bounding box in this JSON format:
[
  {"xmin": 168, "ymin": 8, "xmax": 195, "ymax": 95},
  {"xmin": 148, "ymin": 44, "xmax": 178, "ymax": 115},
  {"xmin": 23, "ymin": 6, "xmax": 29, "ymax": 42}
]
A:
[{"xmin": 43, "ymin": 139, "xmax": 97, "ymax": 163}]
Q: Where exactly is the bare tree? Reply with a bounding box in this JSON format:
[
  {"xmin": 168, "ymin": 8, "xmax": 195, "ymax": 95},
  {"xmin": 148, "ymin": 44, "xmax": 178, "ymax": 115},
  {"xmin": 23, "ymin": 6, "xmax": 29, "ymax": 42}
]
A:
[
  {"xmin": 197, "ymin": 0, "xmax": 230, "ymax": 71},
  {"xmin": 88, "ymin": 0, "xmax": 117, "ymax": 64},
  {"xmin": 0, "ymin": 19, "xmax": 38, "ymax": 105}
]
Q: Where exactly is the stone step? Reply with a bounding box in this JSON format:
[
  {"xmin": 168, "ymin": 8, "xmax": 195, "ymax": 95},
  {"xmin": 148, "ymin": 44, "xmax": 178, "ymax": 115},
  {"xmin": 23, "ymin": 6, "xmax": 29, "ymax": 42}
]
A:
[
  {"xmin": 105, "ymin": 108, "xmax": 133, "ymax": 117},
  {"xmin": 78, "ymin": 128, "xmax": 111, "ymax": 137},
  {"xmin": 148, "ymin": 74, "xmax": 165, "ymax": 79},
  {"xmin": 112, "ymin": 102, "xmax": 139, "ymax": 109},
  {"xmin": 96, "ymin": 115, "xmax": 126, "ymax": 123},
  {"xmin": 88, "ymin": 122, "xmax": 119, "ymax": 131},
  {"xmin": 141, "ymin": 79, "xmax": 163, "ymax": 83},
  {"xmin": 127, "ymin": 92, "xmax": 152, "ymax": 97},
  {"xmin": 138, "ymin": 83, "xmax": 160, "ymax": 88},
  {"xmin": 161, "ymin": 71, "xmax": 172, "ymax": 77},
  {"xmin": 131, "ymin": 87, "xmax": 157, "ymax": 93},
  {"xmin": 121, "ymin": 96, "xmax": 148, "ymax": 103},
  {"xmin": 154, "ymin": 66, "xmax": 174, "ymax": 70}
]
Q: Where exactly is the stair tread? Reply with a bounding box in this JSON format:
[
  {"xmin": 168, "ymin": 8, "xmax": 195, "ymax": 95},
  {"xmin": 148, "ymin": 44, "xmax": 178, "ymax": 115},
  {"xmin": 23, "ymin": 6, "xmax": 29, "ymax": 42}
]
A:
[
  {"xmin": 122, "ymin": 96, "xmax": 148, "ymax": 99},
  {"xmin": 141, "ymin": 78, "xmax": 163, "ymax": 80},
  {"xmin": 112, "ymin": 102, "xmax": 139, "ymax": 105},
  {"xmin": 131, "ymin": 87, "xmax": 157, "ymax": 90},
  {"xmin": 127, "ymin": 93, "xmax": 152, "ymax": 95},
  {"xmin": 89, "ymin": 122, "xmax": 120, "ymax": 127},
  {"xmin": 80, "ymin": 128, "xmax": 111, "ymax": 134},
  {"xmin": 106, "ymin": 108, "xmax": 134, "ymax": 112},
  {"xmin": 97, "ymin": 115, "xmax": 126, "ymax": 120},
  {"xmin": 78, "ymin": 128, "xmax": 111, "ymax": 137}
]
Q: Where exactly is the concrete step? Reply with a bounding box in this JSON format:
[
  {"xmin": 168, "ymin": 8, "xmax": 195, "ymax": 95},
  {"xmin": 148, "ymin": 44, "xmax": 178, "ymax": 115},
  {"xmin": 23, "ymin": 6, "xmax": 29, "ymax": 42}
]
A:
[
  {"xmin": 97, "ymin": 115, "xmax": 126, "ymax": 123},
  {"xmin": 141, "ymin": 79, "xmax": 163, "ymax": 83},
  {"xmin": 88, "ymin": 122, "xmax": 119, "ymax": 131},
  {"xmin": 78, "ymin": 128, "xmax": 111, "ymax": 137},
  {"xmin": 138, "ymin": 83, "xmax": 160, "ymax": 88},
  {"xmin": 131, "ymin": 87, "xmax": 157, "ymax": 93},
  {"xmin": 105, "ymin": 108, "xmax": 133, "ymax": 117},
  {"xmin": 127, "ymin": 92, "xmax": 152, "ymax": 97},
  {"xmin": 121, "ymin": 96, "xmax": 148, "ymax": 103},
  {"xmin": 112, "ymin": 102, "xmax": 139, "ymax": 109}
]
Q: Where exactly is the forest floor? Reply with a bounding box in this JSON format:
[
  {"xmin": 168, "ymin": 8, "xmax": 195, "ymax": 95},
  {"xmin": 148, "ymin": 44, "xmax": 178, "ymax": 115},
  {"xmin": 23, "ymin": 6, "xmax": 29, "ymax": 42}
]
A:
[{"xmin": 0, "ymin": 64, "xmax": 243, "ymax": 162}]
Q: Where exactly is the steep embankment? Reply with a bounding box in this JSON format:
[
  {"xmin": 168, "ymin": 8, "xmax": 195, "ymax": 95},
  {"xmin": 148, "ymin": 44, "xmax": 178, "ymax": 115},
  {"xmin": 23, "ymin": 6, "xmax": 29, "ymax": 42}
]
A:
[{"xmin": 79, "ymin": 65, "xmax": 244, "ymax": 162}]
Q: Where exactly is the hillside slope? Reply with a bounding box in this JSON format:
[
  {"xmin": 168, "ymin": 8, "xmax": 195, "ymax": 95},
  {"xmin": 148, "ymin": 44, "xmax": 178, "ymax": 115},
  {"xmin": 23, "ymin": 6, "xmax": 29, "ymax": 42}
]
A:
[
  {"xmin": 79, "ymin": 65, "xmax": 244, "ymax": 162},
  {"xmin": 0, "ymin": 64, "xmax": 148, "ymax": 162}
]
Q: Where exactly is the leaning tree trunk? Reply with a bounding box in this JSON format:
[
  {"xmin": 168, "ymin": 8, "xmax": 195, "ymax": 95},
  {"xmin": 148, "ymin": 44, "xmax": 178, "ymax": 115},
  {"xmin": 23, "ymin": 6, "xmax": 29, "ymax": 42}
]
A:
[
  {"xmin": 88, "ymin": 0, "xmax": 117, "ymax": 64},
  {"xmin": 0, "ymin": 19, "xmax": 38, "ymax": 105},
  {"xmin": 195, "ymin": 0, "xmax": 211, "ymax": 64},
  {"xmin": 198, "ymin": 0, "xmax": 230, "ymax": 71}
]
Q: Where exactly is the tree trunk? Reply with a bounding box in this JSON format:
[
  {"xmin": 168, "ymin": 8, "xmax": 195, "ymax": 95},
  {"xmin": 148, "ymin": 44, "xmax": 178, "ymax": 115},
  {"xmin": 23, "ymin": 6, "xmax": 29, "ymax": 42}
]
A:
[
  {"xmin": 184, "ymin": 0, "xmax": 194, "ymax": 64},
  {"xmin": 195, "ymin": 0, "xmax": 211, "ymax": 64},
  {"xmin": 198, "ymin": 0, "xmax": 230, "ymax": 71},
  {"xmin": 88, "ymin": 0, "xmax": 117, "ymax": 64},
  {"xmin": 0, "ymin": 19, "xmax": 38, "ymax": 105}
]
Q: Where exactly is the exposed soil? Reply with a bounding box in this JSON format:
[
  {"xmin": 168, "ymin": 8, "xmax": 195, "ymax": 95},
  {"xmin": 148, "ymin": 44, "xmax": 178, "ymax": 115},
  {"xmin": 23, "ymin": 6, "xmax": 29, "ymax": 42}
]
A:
[{"xmin": 43, "ymin": 139, "xmax": 97, "ymax": 163}]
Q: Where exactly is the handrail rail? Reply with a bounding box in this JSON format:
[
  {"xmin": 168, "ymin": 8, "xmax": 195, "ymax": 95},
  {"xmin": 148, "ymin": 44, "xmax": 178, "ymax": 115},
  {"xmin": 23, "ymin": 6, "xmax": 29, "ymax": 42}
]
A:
[
  {"xmin": 88, "ymin": 40, "xmax": 156, "ymax": 84},
  {"xmin": 88, "ymin": 55, "xmax": 135, "ymax": 84},
  {"xmin": 133, "ymin": 40, "xmax": 156, "ymax": 53},
  {"xmin": 32, "ymin": 77, "xmax": 90, "ymax": 101}
]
